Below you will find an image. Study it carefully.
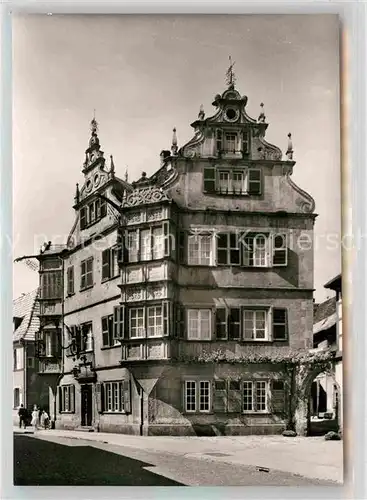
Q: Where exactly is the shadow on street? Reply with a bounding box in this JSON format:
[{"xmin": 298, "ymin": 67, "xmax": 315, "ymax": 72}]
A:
[{"xmin": 14, "ymin": 434, "xmax": 185, "ymax": 486}]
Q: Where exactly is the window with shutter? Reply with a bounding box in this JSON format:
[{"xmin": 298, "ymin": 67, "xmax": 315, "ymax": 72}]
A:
[
  {"xmin": 216, "ymin": 129, "xmax": 223, "ymax": 153},
  {"xmin": 203, "ymin": 167, "xmax": 216, "ymax": 193},
  {"xmin": 243, "ymin": 309, "xmax": 268, "ymax": 340},
  {"xmin": 113, "ymin": 305, "xmax": 125, "ymax": 340},
  {"xmin": 187, "ymin": 309, "xmax": 212, "ymax": 340},
  {"xmin": 80, "ymin": 207, "xmax": 87, "ymax": 229},
  {"xmin": 242, "ymin": 130, "xmax": 250, "ymax": 154},
  {"xmin": 162, "ymin": 301, "xmax": 172, "ymax": 337},
  {"xmin": 70, "ymin": 385, "xmax": 75, "ymax": 413},
  {"xmin": 213, "ymin": 380, "xmax": 227, "ymax": 412},
  {"xmin": 227, "ymin": 380, "xmax": 242, "ymax": 413},
  {"xmin": 67, "ymin": 266, "xmax": 74, "ymax": 295},
  {"xmin": 58, "ymin": 386, "xmax": 62, "ymax": 413},
  {"xmin": 272, "ymin": 308, "xmax": 288, "ymax": 340},
  {"xmin": 228, "ymin": 308, "xmax": 241, "ymax": 340},
  {"xmin": 272, "ymin": 234, "xmax": 288, "ymax": 266},
  {"xmin": 248, "ymin": 169, "xmax": 262, "ymax": 195},
  {"xmin": 102, "ymin": 316, "xmax": 110, "ymax": 347},
  {"xmin": 215, "ymin": 308, "xmax": 227, "ymax": 339},
  {"xmin": 102, "ymin": 249, "xmax": 111, "ymax": 280}
]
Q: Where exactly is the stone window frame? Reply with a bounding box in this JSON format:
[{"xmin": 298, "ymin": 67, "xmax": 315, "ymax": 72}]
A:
[
  {"xmin": 187, "ymin": 308, "xmax": 212, "ymax": 341},
  {"xmin": 187, "ymin": 232, "xmax": 215, "ymax": 266},
  {"xmin": 184, "ymin": 379, "xmax": 212, "ymax": 414},
  {"xmin": 242, "ymin": 380, "xmax": 270, "ymax": 414},
  {"xmin": 60, "ymin": 385, "xmax": 75, "ymax": 413}
]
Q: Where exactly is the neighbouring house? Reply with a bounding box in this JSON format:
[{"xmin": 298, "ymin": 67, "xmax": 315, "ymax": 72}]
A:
[
  {"xmin": 311, "ymin": 273, "xmax": 342, "ymax": 434},
  {"xmin": 29, "ymin": 68, "xmax": 320, "ymax": 436},
  {"xmin": 13, "ymin": 288, "xmax": 48, "ymax": 424}
]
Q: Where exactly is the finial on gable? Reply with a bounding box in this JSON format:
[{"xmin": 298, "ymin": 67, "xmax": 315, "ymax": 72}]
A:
[
  {"xmin": 110, "ymin": 155, "xmax": 115, "ymax": 177},
  {"xmin": 171, "ymin": 127, "xmax": 178, "ymax": 156},
  {"xmin": 258, "ymin": 102, "xmax": 266, "ymax": 123},
  {"xmin": 125, "ymin": 167, "xmax": 129, "ymax": 183},
  {"xmin": 286, "ymin": 132, "xmax": 294, "ymax": 160},
  {"xmin": 226, "ymin": 56, "xmax": 236, "ymax": 90},
  {"xmin": 198, "ymin": 104, "xmax": 205, "ymax": 120}
]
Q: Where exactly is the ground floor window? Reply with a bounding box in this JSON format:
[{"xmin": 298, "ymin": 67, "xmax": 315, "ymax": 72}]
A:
[
  {"xmin": 184, "ymin": 380, "xmax": 211, "ymax": 413},
  {"xmin": 60, "ymin": 385, "xmax": 75, "ymax": 413},
  {"xmin": 243, "ymin": 380, "xmax": 269, "ymax": 412},
  {"xmin": 102, "ymin": 380, "xmax": 130, "ymax": 413}
]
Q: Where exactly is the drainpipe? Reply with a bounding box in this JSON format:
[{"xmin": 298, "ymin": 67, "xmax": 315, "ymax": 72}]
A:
[{"xmin": 23, "ymin": 341, "xmax": 27, "ymax": 408}]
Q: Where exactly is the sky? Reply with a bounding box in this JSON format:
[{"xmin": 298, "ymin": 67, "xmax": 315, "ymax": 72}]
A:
[{"xmin": 12, "ymin": 14, "xmax": 341, "ymax": 302}]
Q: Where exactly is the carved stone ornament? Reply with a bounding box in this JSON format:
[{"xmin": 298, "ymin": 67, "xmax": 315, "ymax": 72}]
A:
[{"xmin": 122, "ymin": 186, "xmax": 171, "ymax": 208}]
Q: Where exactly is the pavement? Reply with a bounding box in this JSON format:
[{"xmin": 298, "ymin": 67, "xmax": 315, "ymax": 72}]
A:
[{"xmin": 13, "ymin": 426, "xmax": 343, "ymax": 484}]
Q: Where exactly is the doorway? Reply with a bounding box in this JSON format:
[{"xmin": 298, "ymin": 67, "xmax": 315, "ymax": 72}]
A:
[{"xmin": 81, "ymin": 384, "xmax": 93, "ymax": 427}]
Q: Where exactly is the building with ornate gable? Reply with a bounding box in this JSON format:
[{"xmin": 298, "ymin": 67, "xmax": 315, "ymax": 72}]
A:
[{"xmin": 31, "ymin": 69, "xmax": 317, "ymax": 436}]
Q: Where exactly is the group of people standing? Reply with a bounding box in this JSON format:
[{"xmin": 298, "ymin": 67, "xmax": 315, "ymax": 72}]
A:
[{"xmin": 18, "ymin": 404, "xmax": 50, "ymax": 431}]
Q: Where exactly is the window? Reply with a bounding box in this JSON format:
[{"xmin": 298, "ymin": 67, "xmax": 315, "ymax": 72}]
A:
[
  {"xmin": 215, "ymin": 308, "xmax": 227, "ymax": 340},
  {"xmin": 243, "ymin": 381, "xmax": 269, "ymax": 413},
  {"xmin": 127, "ymin": 231, "xmax": 139, "ymax": 262},
  {"xmin": 152, "ymin": 227, "xmax": 164, "ymax": 259},
  {"xmin": 67, "ymin": 266, "xmax": 74, "ymax": 295},
  {"xmin": 272, "ymin": 234, "xmax": 288, "ymax": 266},
  {"xmin": 60, "ymin": 385, "xmax": 75, "ymax": 412},
  {"xmin": 14, "ymin": 388, "xmax": 20, "ymax": 408},
  {"xmin": 102, "ymin": 380, "xmax": 130, "ymax": 413},
  {"xmin": 217, "ymin": 233, "xmax": 240, "ymax": 265},
  {"xmin": 102, "ymin": 315, "xmax": 120, "ymax": 347},
  {"xmin": 80, "ymin": 198, "xmax": 107, "ymax": 229},
  {"xmin": 218, "ymin": 171, "xmax": 230, "ymax": 192},
  {"xmin": 242, "ymin": 234, "xmax": 269, "ymax": 267},
  {"xmin": 40, "ymin": 271, "xmax": 63, "ymax": 299},
  {"xmin": 184, "ymin": 380, "xmax": 211, "ymax": 413},
  {"xmin": 44, "ymin": 331, "xmax": 58, "ymax": 357},
  {"xmin": 102, "ymin": 247, "xmax": 117, "ymax": 281},
  {"xmin": 80, "ymin": 322, "xmax": 93, "ymax": 351},
  {"xmin": 243, "ymin": 310, "xmax": 268, "ymax": 340},
  {"xmin": 14, "ymin": 348, "xmax": 23, "ymax": 370},
  {"xmin": 147, "ymin": 306, "xmax": 163, "ymax": 337},
  {"xmin": 224, "ymin": 132, "xmax": 237, "ymax": 152},
  {"xmin": 80, "ymin": 257, "xmax": 93, "ymax": 289},
  {"xmin": 272, "ymin": 308, "xmax": 288, "ymax": 340},
  {"xmin": 187, "ymin": 233, "xmax": 213, "ymax": 265},
  {"xmin": 187, "ymin": 309, "xmax": 211, "ymax": 340},
  {"xmin": 113, "ymin": 305, "xmax": 126, "ymax": 340},
  {"xmin": 130, "ymin": 308, "xmax": 145, "ymax": 338},
  {"xmin": 203, "ymin": 167, "xmax": 261, "ymax": 196},
  {"xmin": 140, "ymin": 229, "xmax": 151, "ymax": 261}
]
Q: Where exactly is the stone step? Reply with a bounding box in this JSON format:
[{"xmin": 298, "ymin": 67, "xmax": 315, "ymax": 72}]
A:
[{"xmin": 75, "ymin": 426, "xmax": 95, "ymax": 433}]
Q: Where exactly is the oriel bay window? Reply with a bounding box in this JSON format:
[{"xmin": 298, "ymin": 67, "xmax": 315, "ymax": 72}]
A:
[
  {"xmin": 184, "ymin": 380, "xmax": 211, "ymax": 413},
  {"xmin": 125, "ymin": 223, "xmax": 171, "ymax": 263},
  {"xmin": 40, "ymin": 270, "xmax": 62, "ymax": 299}
]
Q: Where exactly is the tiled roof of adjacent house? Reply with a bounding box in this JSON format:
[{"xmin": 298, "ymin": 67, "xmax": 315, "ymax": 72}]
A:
[
  {"xmin": 313, "ymin": 296, "xmax": 337, "ymax": 334},
  {"xmin": 13, "ymin": 288, "xmax": 40, "ymax": 342}
]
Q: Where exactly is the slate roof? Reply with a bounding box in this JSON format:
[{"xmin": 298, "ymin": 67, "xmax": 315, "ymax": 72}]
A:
[
  {"xmin": 313, "ymin": 296, "xmax": 337, "ymax": 335},
  {"xmin": 13, "ymin": 288, "xmax": 40, "ymax": 342}
]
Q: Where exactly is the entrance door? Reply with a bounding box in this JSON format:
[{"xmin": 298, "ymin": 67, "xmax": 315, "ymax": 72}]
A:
[{"xmin": 81, "ymin": 384, "xmax": 93, "ymax": 427}]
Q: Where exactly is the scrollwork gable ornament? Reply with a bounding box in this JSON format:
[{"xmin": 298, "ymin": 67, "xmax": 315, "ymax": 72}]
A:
[{"xmin": 122, "ymin": 186, "xmax": 172, "ymax": 208}]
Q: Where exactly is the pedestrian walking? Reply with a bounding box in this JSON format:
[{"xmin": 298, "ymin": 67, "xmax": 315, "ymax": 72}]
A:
[
  {"xmin": 42, "ymin": 410, "xmax": 50, "ymax": 430},
  {"xmin": 31, "ymin": 405, "xmax": 39, "ymax": 431},
  {"xmin": 18, "ymin": 404, "xmax": 27, "ymax": 429}
]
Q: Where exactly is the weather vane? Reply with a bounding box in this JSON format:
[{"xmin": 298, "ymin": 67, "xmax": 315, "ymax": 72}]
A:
[
  {"xmin": 91, "ymin": 109, "xmax": 98, "ymax": 133},
  {"xmin": 226, "ymin": 56, "xmax": 236, "ymax": 88}
]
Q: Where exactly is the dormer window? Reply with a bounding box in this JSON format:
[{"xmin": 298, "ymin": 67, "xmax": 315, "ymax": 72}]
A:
[
  {"xmin": 215, "ymin": 129, "xmax": 250, "ymax": 156},
  {"xmin": 224, "ymin": 132, "xmax": 237, "ymax": 153}
]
